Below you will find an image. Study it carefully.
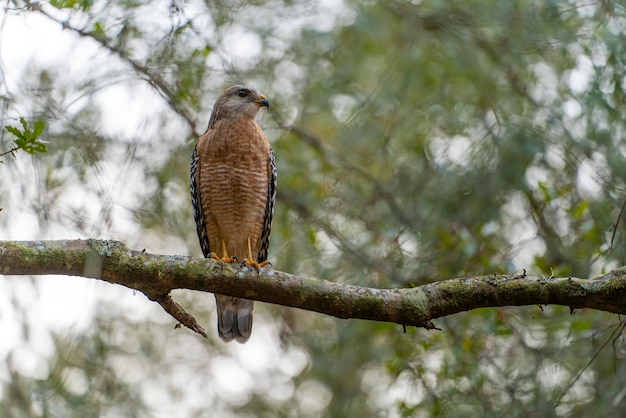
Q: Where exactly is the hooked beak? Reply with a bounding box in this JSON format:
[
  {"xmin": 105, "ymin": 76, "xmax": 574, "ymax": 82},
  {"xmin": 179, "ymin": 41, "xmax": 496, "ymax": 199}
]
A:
[{"xmin": 255, "ymin": 95, "xmax": 270, "ymax": 107}]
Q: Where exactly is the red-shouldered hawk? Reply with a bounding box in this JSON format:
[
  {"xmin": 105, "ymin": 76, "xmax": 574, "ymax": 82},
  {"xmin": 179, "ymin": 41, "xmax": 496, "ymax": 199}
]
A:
[{"xmin": 190, "ymin": 85, "xmax": 276, "ymax": 343}]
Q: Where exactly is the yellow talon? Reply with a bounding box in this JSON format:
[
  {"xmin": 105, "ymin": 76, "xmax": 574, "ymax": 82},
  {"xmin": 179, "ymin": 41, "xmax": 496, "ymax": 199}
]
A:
[
  {"xmin": 241, "ymin": 237, "xmax": 269, "ymax": 268},
  {"xmin": 209, "ymin": 252, "xmax": 221, "ymax": 261},
  {"xmin": 215, "ymin": 241, "xmax": 238, "ymax": 263},
  {"xmin": 221, "ymin": 241, "xmax": 229, "ymax": 259},
  {"xmin": 247, "ymin": 237, "xmax": 255, "ymax": 264}
]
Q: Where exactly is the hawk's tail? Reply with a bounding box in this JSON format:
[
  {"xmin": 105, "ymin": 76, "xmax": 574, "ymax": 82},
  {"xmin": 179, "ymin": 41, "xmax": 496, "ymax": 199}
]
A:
[{"xmin": 214, "ymin": 295, "xmax": 254, "ymax": 343}]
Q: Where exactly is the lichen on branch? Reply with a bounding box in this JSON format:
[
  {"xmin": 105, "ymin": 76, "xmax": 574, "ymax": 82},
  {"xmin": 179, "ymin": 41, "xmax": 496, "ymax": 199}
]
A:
[{"xmin": 1, "ymin": 239, "xmax": 626, "ymax": 338}]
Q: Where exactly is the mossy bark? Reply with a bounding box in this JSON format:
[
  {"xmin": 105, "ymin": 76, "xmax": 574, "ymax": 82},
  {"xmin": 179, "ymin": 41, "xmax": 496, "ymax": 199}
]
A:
[{"xmin": 2, "ymin": 240, "xmax": 626, "ymax": 337}]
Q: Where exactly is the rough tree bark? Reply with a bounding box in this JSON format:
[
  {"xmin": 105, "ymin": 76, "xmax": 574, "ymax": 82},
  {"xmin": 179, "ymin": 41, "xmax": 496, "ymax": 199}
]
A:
[{"xmin": 1, "ymin": 239, "xmax": 625, "ymax": 338}]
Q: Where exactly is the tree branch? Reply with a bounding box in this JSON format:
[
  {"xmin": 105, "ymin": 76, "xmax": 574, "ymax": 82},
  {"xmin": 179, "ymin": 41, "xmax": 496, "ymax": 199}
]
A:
[
  {"xmin": 27, "ymin": 2, "xmax": 201, "ymax": 137},
  {"xmin": 1, "ymin": 240, "xmax": 625, "ymax": 338}
]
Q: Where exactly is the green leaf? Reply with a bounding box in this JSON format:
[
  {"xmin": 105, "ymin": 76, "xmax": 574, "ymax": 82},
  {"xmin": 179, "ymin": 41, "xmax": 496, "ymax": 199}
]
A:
[
  {"xmin": 93, "ymin": 22, "xmax": 106, "ymax": 38},
  {"xmin": 4, "ymin": 119, "xmax": 47, "ymax": 156},
  {"xmin": 4, "ymin": 126, "xmax": 23, "ymax": 139},
  {"xmin": 19, "ymin": 117, "xmax": 28, "ymax": 131},
  {"xmin": 572, "ymin": 199, "xmax": 588, "ymax": 219},
  {"xmin": 13, "ymin": 137, "xmax": 27, "ymax": 149},
  {"xmin": 34, "ymin": 142, "xmax": 48, "ymax": 153},
  {"xmin": 33, "ymin": 120, "xmax": 45, "ymax": 138},
  {"xmin": 49, "ymin": 0, "xmax": 78, "ymax": 9},
  {"xmin": 537, "ymin": 181, "xmax": 551, "ymax": 203}
]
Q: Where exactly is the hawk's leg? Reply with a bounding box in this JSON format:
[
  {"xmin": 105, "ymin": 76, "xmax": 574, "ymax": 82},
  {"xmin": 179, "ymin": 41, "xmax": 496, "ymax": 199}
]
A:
[
  {"xmin": 242, "ymin": 237, "xmax": 270, "ymax": 268},
  {"xmin": 217, "ymin": 240, "xmax": 239, "ymax": 263}
]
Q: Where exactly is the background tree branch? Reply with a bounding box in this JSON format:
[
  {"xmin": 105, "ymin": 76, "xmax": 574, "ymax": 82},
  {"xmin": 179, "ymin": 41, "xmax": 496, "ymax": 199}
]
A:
[{"xmin": 1, "ymin": 239, "xmax": 625, "ymax": 338}]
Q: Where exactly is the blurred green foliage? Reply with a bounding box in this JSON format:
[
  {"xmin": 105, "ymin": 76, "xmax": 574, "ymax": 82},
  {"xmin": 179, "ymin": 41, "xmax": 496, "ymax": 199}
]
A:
[{"xmin": 2, "ymin": 0, "xmax": 626, "ymax": 416}]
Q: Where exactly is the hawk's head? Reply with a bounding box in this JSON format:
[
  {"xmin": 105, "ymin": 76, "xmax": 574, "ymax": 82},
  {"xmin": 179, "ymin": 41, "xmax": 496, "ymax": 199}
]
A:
[{"xmin": 210, "ymin": 85, "xmax": 270, "ymax": 124}]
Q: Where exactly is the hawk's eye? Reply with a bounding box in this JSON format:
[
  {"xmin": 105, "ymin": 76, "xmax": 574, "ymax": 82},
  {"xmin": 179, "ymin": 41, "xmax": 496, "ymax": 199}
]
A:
[{"xmin": 238, "ymin": 90, "xmax": 248, "ymax": 98}]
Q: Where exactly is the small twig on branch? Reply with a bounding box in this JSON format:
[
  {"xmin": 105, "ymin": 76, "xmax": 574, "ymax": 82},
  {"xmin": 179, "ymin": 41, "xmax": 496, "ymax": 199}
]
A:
[
  {"xmin": 610, "ymin": 197, "xmax": 626, "ymax": 250},
  {"xmin": 1, "ymin": 240, "xmax": 626, "ymax": 339},
  {"xmin": 145, "ymin": 292, "xmax": 207, "ymax": 338},
  {"xmin": 0, "ymin": 146, "xmax": 19, "ymax": 159}
]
